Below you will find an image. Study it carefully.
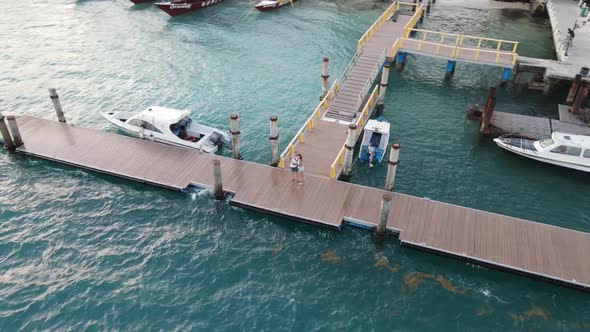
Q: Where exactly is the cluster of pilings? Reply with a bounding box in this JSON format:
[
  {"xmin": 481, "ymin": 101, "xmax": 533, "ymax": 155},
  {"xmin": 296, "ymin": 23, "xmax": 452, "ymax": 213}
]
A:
[{"xmin": 567, "ymin": 74, "xmax": 590, "ymax": 121}]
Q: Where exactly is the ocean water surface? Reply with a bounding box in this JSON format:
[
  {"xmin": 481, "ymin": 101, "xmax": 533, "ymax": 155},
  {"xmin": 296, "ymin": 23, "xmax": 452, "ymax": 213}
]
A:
[{"xmin": 1, "ymin": 0, "xmax": 590, "ymax": 330}]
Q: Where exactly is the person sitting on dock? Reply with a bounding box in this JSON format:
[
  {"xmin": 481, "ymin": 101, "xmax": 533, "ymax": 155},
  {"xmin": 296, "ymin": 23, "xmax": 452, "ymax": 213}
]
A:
[{"xmin": 289, "ymin": 153, "xmax": 299, "ymax": 182}]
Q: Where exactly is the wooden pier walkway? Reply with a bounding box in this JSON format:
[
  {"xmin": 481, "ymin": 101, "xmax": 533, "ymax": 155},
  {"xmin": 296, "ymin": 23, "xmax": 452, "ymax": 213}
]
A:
[{"xmin": 11, "ymin": 115, "xmax": 590, "ymax": 292}]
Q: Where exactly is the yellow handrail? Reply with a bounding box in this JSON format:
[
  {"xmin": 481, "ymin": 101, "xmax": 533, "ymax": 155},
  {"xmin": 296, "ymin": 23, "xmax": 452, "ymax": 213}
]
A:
[
  {"xmin": 357, "ymin": 1, "xmax": 400, "ymax": 50},
  {"xmin": 405, "ymin": 28, "xmax": 520, "ymax": 53},
  {"xmin": 402, "ymin": 5, "xmax": 423, "ymax": 38},
  {"xmin": 400, "ymin": 37, "xmax": 519, "ymax": 66},
  {"xmin": 278, "ymin": 79, "xmax": 339, "ymax": 168},
  {"xmin": 329, "ymin": 85, "xmax": 379, "ymax": 179}
]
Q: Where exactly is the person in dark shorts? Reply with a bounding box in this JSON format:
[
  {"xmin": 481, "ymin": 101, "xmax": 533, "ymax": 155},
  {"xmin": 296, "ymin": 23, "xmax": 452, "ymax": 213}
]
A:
[{"xmin": 289, "ymin": 153, "xmax": 299, "ymax": 182}]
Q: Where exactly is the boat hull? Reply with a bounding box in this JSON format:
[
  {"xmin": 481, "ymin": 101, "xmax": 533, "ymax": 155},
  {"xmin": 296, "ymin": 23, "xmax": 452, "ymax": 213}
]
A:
[
  {"xmin": 129, "ymin": 0, "xmax": 153, "ymax": 4},
  {"xmin": 155, "ymin": 0, "xmax": 222, "ymax": 16},
  {"xmin": 255, "ymin": 0, "xmax": 296, "ymax": 12},
  {"xmin": 494, "ymin": 139, "xmax": 590, "ymax": 173}
]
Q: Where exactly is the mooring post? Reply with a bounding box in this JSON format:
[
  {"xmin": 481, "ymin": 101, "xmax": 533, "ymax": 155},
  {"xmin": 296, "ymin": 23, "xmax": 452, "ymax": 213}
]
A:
[
  {"xmin": 412, "ymin": 0, "xmax": 416, "ymax": 12},
  {"xmin": 0, "ymin": 113, "xmax": 15, "ymax": 152},
  {"xmin": 500, "ymin": 68, "xmax": 512, "ymax": 85},
  {"xmin": 230, "ymin": 114, "xmax": 241, "ymax": 160},
  {"xmin": 420, "ymin": 8, "xmax": 425, "ymax": 23},
  {"xmin": 445, "ymin": 61, "xmax": 456, "ymax": 79},
  {"xmin": 320, "ymin": 58, "xmax": 330, "ymax": 101},
  {"xmin": 480, "ymin": 86, "xmax": 497, "ymax": 134},
  {"xmin": 375, "ymin": 194, "xmax": 392, "ymax": 238},
  {"xmin": 384, "ymin": 144, "xmax": 400, "ymax": 191},
  {"xmin": 269, "ymin": 116, "xmax": 279, "ymax": 166},
  {"xmin": 5, "ymin": 115, "xmax": 23, "ymax": 148},
  {"xmin": 432, "ymin": 0, "xmax": 435, "ymax": 3},
  {"xmin": 212, "ymin": 159, "xmax": 224, "ymax": 200},
  {"xmin": 342, "ymin": 124, "xmax": 357, "ymax": 178},
  {"xmin": 571, "ymin": 83, "xmax": 589, "ymax": 115},
  {"xmin": 395, "ymin": 52, "xmax": 406, "ymax": 72},
  {"xmin": 426, "ymin": 0, "xmax": 431, "ymax": 13},
  {"xmin": 566, "ymin": 74, "xmax": 582, "ymax": 105},
  {"xmin": 48, "ymin": 88, "xmax": 66, "ymax": 123},
  {"xmin": 376, "ymin": 62, "xmax": 391, "ymax": 116}
]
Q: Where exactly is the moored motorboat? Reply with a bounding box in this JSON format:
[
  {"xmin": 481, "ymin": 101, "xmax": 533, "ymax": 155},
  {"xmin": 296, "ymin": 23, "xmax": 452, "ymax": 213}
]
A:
[
  {"xmin": 100, "ymin": 106, "xmax": 232, "ymax": 154},
  {"xmin": 254, "ymin": 0, "xmax": 296, "ymax": 12},
  {"xmin": 359, "ymin": 118, "xmax": 390, "ymax": 167},
  {"xmin": 493, "ymin": 132, "xmax": 590, "ymax": 172},
  {"xmin": 155, "ymin": 0, "xmax": 223, "ymax": 16}
]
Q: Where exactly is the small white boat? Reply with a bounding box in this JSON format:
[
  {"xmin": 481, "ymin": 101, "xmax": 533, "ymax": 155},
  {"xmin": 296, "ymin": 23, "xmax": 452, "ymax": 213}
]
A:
[
  {"xmin": 100, "ymin": 106, "xmax": 232, "ymax": 154},
  {"xmin": 493, "ymin": 132, "xmax": 590, "ymax": 173},
  {"xmin": 359, "ymin": 118, "xmax": 390, "ymax": 167}
]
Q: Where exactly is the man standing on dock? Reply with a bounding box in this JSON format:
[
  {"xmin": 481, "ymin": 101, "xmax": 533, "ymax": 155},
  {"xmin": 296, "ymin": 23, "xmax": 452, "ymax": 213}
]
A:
[{"xmin": 289, "ymin": 153, "xmax": 299, "ymax": 183}]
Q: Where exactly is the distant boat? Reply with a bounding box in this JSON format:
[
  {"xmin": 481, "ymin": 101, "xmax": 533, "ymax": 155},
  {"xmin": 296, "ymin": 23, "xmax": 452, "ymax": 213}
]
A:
[
  {"xmin": 129, "ymin": 0, "xmax": 153, "ymax": 4},
  {"xmin": 100, "ymin": 106, "xmax": 232, "ymax": 154},
  {"xmin": 155, "ymin": 0, "xmax": 223, "ymax": 16},
  {"xmin": 254, "ymin": 0, "xmax": 296, "ymax": 12},
  {"xmin": 359, "ymin": 118, "xmax": 390, "ymax": 167},
  {"xmin": 494, "ymin": 132, "xmax": 590, "ymax": 173}
]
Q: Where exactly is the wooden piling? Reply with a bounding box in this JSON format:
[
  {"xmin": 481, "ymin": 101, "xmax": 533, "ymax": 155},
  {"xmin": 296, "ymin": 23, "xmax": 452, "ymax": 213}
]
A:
[
  {"xmin": 420, "ymin": 8, "xmax": 425, "ymax": 23},
  {"xmin": 0, "ymin": 113, "xmax": 15, "ymax": 152},
  {"xmin": 320, "ymin": 58, "xmax": 330, "ymax": 101},
  {"xmin": 426, "ymin": 0, "xmax": 431, "ymax": 13},
  {"xmin": 571, "ymin": 83, "xmax": 589, "ymax": 115},
  {"xmin": 384, "ymin": 144, "xmax": 400, "ymax": 191},
  {"xmin": 342, "ymin": 124, "xmax": 357, "ymax": 178},
  {"xmin": 412, "ymin": 0, "xmax": 416, "ymax": 12},
  {"xmin": 377, "ymin": 62, "xmax": 390, "ymax": 116},
  {"xmin": 480, "ymin": 86, "xmax": 497, "ymax": 135},
  {"xmin": 212, "ymin": 159, "xmax": 224, "ymax": 200},
  {"xmin": 269, "ymin": 116, "xmax": 279, "ymax": 166},
  {"xmin": 566, "ymin": 74, "xmax": 582, "ymax": 105},
  {"xmin": 230, "ymin": 114, "xmax": 241, "ymax": 160},
  {"xmin": 375, "ymin": 194, "xmax": 392, "ymax": 238},
  {"xmin": 5, "ymin": 115, "xmax": 23, "ymax": 148},
  {"xmin": 48, "ymin": 88, "xmax": 66, "ymax": 123}
]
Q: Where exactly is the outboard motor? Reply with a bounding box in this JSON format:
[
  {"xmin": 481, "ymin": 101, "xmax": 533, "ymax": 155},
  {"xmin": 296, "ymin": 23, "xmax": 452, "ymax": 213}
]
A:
[{"xmin": 209, "ymin": 131, "xmax": 223, "ymax": 146}]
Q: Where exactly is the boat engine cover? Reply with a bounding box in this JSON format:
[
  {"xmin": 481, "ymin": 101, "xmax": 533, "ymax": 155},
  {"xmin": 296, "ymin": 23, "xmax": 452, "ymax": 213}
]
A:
[{"xmin": 209, "ymin": 131, "xmax": 223, "ymax": 146}]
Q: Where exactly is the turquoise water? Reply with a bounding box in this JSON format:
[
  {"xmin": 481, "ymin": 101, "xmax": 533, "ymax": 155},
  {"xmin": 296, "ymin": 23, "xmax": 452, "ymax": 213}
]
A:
[{"xmin": 1, "ymin": 0, "xmax": 590, "ymax": 330}]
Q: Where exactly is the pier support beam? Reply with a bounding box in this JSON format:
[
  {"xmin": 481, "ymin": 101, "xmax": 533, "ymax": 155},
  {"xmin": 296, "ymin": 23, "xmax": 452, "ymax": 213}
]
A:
[
  {"xmin": 445, "ymin": 60, "xmax": 456, "ymax": 79},
  {"xmin": 49, "ymin": 88, "xmax": 66, "ymax": 123},
  {"xmin": 320, "ymin": 58, "xmax": 330, "ymax": 101},
  {"xmin": 412, "ymin": 0, "xmax": 416, "ymax": 12},
  {"xmin": 480, "ymin": 86, "xmax": 497, "ymax": 136},
  {"xmin": 426, "ymin": 0, "xmax": 431, "ymax": 13},
  {"xmin": 500, "ymin": 68, "xmax": 512, "ymax": 85},
  {"xmin": 376, "ymin": 62, "xmax": 391, "ymax": 116},
  {"xmin": 5, "ymin": 115, "xmax": 23, "ymax": 148},
  {"xmin": 384, "ymin": 144, "xmax": 400, "ymax": 191},
  {"xmin": 0, "ymin": 114, "xmax": 15, "ymax": 152},
  {"xmin": 395, "ymin": 52, "xmax": 407, "ymax": 72},
  {"xmin": 571, "ymin": 83, "xmax": 589, "ymax": 115},
  {"xmin": 230, "ymin": 114, "xmax": 242, "ymax": 160},
  {"xmin": 375, "ymin": 194, "xmax": 392, "ymax": 239},
  {"xmin": 212, "ymin": 159, "xmax": 224, "ymax": 200},
  {"xmin": 269, "ymin": 116, "xmax": 279, "ymax": 166},
  {"xmin": 342, "ymin": 124, "xmax": 357, "ymax": 178},
  {"xmin": 566, "ymin": 74, "xmax": 582, "ymax": 105},
  {"xmin": 420, "ymin": 8, "xmax": 425, "ymax": 23}
]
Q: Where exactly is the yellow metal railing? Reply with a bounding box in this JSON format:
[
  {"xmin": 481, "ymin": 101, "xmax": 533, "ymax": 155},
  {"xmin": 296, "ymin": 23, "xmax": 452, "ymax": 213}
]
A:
[
  {"xmin": 278, "ymin": 80, "xmax": 339, "ymax": 169},
  {"xmin": 402, "ymin": 4, "xmax": 423, "ymax": 38},
  {"xmin": 329, "ymin": 85, "xmax": 379, "ymax": 179},
  {"xmin": 401, "ymin": 29, "xmax": 519, "ymax": 65},
  {"xmin": 357, "ymin": 1, "xmax": 401, "ymax": 50}
]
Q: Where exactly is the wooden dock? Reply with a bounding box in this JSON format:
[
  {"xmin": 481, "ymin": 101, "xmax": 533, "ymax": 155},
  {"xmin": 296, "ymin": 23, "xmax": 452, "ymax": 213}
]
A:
[{"xmin": 10, "ymin": 115, "xmax": 590, "ymax": 292}]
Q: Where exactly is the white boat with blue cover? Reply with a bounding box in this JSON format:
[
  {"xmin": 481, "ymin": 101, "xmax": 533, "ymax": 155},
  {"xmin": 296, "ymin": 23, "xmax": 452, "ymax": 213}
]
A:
[
  {"xmin": 493, "ymin": 132, "xmax": 590, "ymax": 173},
  {"xmin": 359, "ymin": 117, "xmax": 390, "ymax": 167},
  {"xmin": 100, "ymin": 106, "xmax": 232, "ymax": 154}
]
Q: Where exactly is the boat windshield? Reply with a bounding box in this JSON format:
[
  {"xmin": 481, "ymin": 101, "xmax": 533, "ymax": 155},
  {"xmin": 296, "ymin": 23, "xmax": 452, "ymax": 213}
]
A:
[{"xmin": 538, "ymin": 137, "xmax": 554, "ymax": 148}]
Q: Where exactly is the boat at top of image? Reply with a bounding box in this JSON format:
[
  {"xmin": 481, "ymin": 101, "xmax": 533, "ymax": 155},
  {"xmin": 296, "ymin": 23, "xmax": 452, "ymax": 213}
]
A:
[
  {"xmin": 359, "ymin": 117, "xmax": 390, "ymax": 168},
  {"xmin": 493, "ymin": 132, "xmax": 590, "ymax": 173},
  {"xmin": 254, "ymin": 0, "xmax": 296, "ymax": 12},
  {"xmin": 100, "ymin": 106, "xmax": 232, "ymax": 154},
  {"xmin": 154, "ymin": 0, "xmax": 223, "ymax": 16}
]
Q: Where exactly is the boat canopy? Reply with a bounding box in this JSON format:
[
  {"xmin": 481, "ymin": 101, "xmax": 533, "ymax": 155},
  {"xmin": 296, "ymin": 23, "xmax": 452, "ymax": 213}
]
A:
[
  {"xmin": 141, "ymin": 106, "xmax": 191, "ymax": 125},
  {"xmin": 361, "ymin": 119, "xmax": 390, "ymax": 150}
]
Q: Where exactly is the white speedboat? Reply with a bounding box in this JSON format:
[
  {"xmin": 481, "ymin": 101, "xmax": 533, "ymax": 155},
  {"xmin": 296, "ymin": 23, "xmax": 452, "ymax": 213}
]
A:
[
  {"xmin": 359, "ymin": 118, "xmax": 390, "ymax": 167},
  {"xmin": 493, "ymin": 132, "xmax": 590, "ymax": 172},
  {"xmin": 100, "ymin": 106, "xmax": 232, "ymax": 154}
]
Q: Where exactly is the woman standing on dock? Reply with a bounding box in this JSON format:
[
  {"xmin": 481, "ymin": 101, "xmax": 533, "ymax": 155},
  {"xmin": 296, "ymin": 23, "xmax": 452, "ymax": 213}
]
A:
[
  {"xmin": 297, "ymin": 153, "xmax": 304, "ymax": 184},
  {"xmin": 290, "ymin": 153, "xmax": 299, "ymax": 182}
]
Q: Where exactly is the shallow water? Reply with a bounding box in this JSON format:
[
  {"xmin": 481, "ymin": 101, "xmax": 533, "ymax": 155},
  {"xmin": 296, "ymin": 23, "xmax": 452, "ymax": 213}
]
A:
[{"xmin": 1, "ymin": 0, "xmax": 590, "ymax": 330}]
